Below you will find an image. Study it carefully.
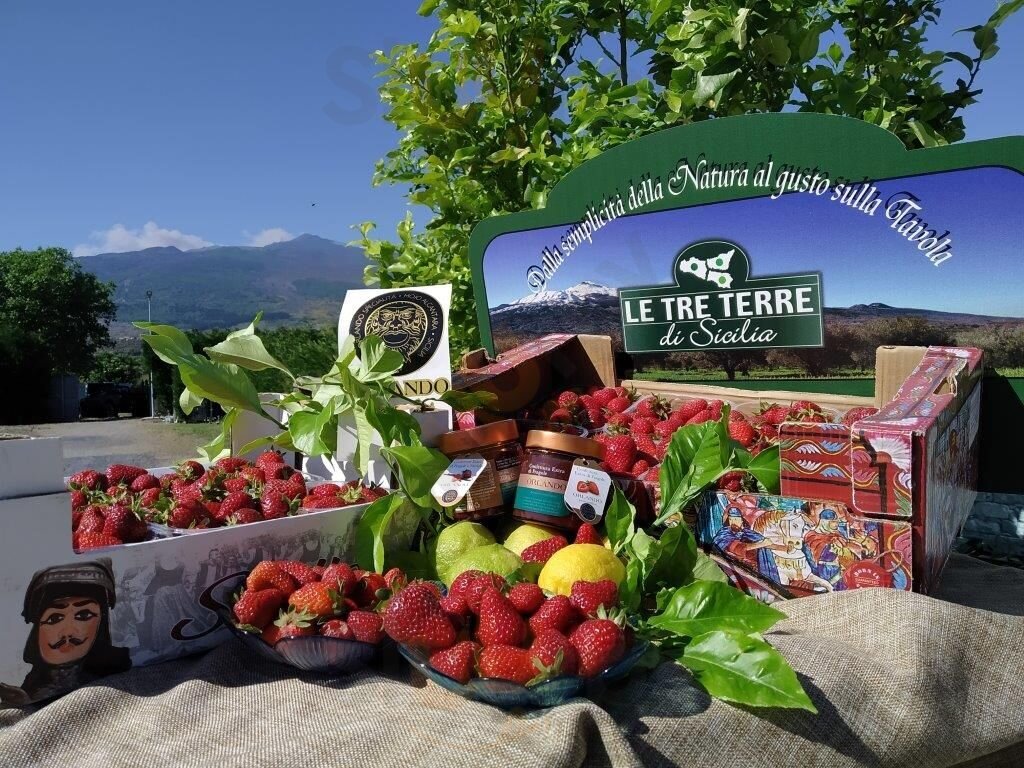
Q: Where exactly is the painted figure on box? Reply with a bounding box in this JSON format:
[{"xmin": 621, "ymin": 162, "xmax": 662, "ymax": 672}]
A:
[
  {"xmin": 0, "ymin": 559, "xmax": 131, "ymax": 707},
  {"xmin": 712, "ymin": 506, "xmax": 782, "ymax": 582}
]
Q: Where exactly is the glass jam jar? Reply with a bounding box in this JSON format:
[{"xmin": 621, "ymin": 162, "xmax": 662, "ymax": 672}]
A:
[
  {"xmin": 435, "ymin": 420, "xmax": 523, "ymax": 522},
  {"xmin": 513, "ymin": 430, "xmax": 605, "ymax": 531}
]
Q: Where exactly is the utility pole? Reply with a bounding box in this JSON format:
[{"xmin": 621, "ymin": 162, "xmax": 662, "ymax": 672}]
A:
[{"xmin": 146, "ymin": 290, "xmax": 155, "ymax": 418}]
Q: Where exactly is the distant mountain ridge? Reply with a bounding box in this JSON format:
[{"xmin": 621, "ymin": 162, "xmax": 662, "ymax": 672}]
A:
[{"xmin": 78, "ymin": 234, "xmax": 366, "ymax": 336}]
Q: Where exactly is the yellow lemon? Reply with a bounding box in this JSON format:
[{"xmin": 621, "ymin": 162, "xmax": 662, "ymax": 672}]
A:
[
  {"xmin": 502, "ymin": 522, "xmax": 561, "ymax": 556},
  {"xmin": 537, "ymin": 543, "xmax": 626, "ymax": 596},
  {"xmin": 433, "ymin": 522, "xmax": 495, "ymax": 585},
  {"xmin": 445, "ymin": 543, "xmax": 523, "ymax": 587}
]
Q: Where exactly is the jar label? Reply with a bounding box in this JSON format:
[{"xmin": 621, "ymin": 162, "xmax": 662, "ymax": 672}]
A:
[
  {"xmin": 564, "ymin": 460, "xmax": 612, "ymax": 523},
  {"xmin": 514, "ymin": 452, "xmax": 573, "ymax": 518},
  {"xmin": 431, "ymin": 456, "xmax": 490, "ymax": 509},
  {"xmin": 494, "ymin": 454, "xmax": 521, "ymax": 505}
]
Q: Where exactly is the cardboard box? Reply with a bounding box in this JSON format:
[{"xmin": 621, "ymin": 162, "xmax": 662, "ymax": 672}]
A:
[
  {"xmin": 455, "ymin": 334, "xmax": 982, "ymax": 596},
  {"xmin": 0, "ymin": 437, "xmax": 367, "ymax": 708}
]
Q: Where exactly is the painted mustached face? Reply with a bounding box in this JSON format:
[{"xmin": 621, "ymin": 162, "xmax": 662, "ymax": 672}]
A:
[{"xmin": 37, "ymin": 596, "xmax": 101, "ymax": 665}]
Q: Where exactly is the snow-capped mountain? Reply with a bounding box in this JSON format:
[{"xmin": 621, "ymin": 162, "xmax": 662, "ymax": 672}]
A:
[{"xmin": 493, "ymin": 281, "xmax": 618, "ymax": 313}]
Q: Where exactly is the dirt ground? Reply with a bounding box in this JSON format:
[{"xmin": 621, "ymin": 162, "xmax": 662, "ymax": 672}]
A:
[{"xmin": 2, "ymin": 419, "xmax": 221, "ymax": 474}]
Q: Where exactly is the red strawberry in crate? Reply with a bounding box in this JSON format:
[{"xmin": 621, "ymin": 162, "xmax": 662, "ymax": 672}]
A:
[
  {"xmin": 233, "ymin": 587, "xmax": 286, "ymax": 629},
  {"xmin": 170, "ymin": 479, "xmax": 203, "ymax": 505},
  {"xmin": 321, "ymin": 563, "xmax": 357, "ymax": 595},
  {"xmin": 312, "ymin": 483, "xmax": 342, "ymax": 498},
  {"xmin": 163, "ymin": 503, "xmax": 197, "ymax": 528},
  {"xmin": 319, "ymin": 619, "xmax": 354, "ymax": 640},
  {"xmin": 641, "ymin": 466, "xmax": 660, "ymax": 483},
  {"xmin": 674, "ymin": 398, "xmax": 708, "ymax": 424},
  {"xmin": 476, "ymin": 588, "xmax": 527, "ymax": 647},
  {"xmin": 634, "ymin": 433, "xmax": 664, "ymax": 462},
  {"xmin": 630, "ymin": 416, "xmax": 657, "ymax": 435},
  {"xmin": 440, "ymin": 594, "xmax": 471, "ymax": 625},
  {"xmin": 260, "ymin": 488, "xmax": 296, "ymax": 520},
  {"xmin": 223, "ymin": 476, "xmax": 250, "ymax": 494},
  {"xmin": 353, "ymin": 571, "xmax": 388, "ymax": 606},
  {"xmin": 138, "ymin": 487, "xmax": 162, "ymax": 508},
  {"xmin": 103, "ymin": 504, "xmax": 147, "ymax": 543},
  {"xmin": 264, "ymin": 463, "xmax": 294, "ymax": 481},
  {"xmin": 606, "ymin": 412, "xmax": 631, "ymax": 430},
  {"xmin": 728, "ymin": 418, "xmax": 758, "ymax": 448},
  {"xmin": 277, "ymin": 560, "xmax": 320, "ymax": 586},
  {"xmin": 653, "ymin": 421, "xmax": 677, "ymax": 441},
  {"xmin": 633, "ymin": 395, "xmax": 671, "ymax": 420},
  {"xmin": 605, "ymin": 395, "xmax": 631, "ymax": 414},
  {"xmin": 584, "ymin": 406, "xmax": 606, "ymax": 429},
  {"xmin": 569, "ymin": 618, "xmax": 626, "ymax": 677},
  {"xmin": 247, "ymin": 561, "xmax": 299, "ymax": 596},
  {"xmin": 578, "ymin": 394, "xmax": 597, "ymax": 410},
  {"xmin": 758, "ymin": 403, "xmax": 789, "ymax": 426},
  {"xmin": 77, "ymin": 506, "xmax": 106, "ymax": 535},
  {"xmin": 76, "ymin": 531, "xmax": 123, "ymax": 551},
  {"xmin": 592, "ymin": 388, "xmax": 617, "ymax": 407},
  {"xmin": 630, "ymin": 459, "xmax": 651, "ymax": 478},
  {"xmin": 227, "ymin": 508, "xmax": 262, "ymax": 525},
  {"xmin": 556, "ymin": 391, "xmax": 580, "ymax": 410},
  {"xmin": 706, "ymin": 400, "xmax": 724, "ymax": 419},
  {"xmin": 842, "ymin": 406, "xmax": 879, "ymax": 426},
  {"xmin": 70, "ymin": 490, "xmax": 87, "ymax": 511},
  {"xmin": 447, "ymin": 570, "xmax": 485, "ymax": 601},
  {"xmin": 575, "ymin": 524, "xmax": 602, "ymax": 545},
  {"xmin": 603, "ymin": 435, "xmax": 637, "ymax": 475},
  {"xmin": 569, "ymin": 580, "xmax": 619, "ymax": 618},
  {"xmin": 463, "ymin": 573, "xmax": 507, "ymax": 615},
  {"xmin": 507, "ymin": 583, "xmax": 545, "ymax": 615},
  {"xmin": 686, "ymin": 408, "xmax": 715, "ymax": 426},
  {"xmin": 175, "ymin": 460, "xmax": 204, "ymax": 480},
  {"xmin": 105, "ymin": 464, "xmax": 147, "ymax": 487},
  {"xmin": 239, "ymin": 465, "xmax": 266, "ymax": 484},
  {"xmin": 68, "ymin": 469, "xmax": 107, "ymax": 492},
  {"xmin": 528, "ymin": 595, "xmax": 578, "ymax": 636},
  {"xmin": 429, "ymin": 640, "xmax": 479, "ymax": 684},
  {"xmin": 261, "ymin": 614, "xmax": 313, "ymax": 644},
  {"xmin": 360, "ymin": 485, "xmax": 388, "ymax": 504},
  {"xmin": 255, "ymin": 450, "xmax": 286, "ymax": 470},
  {"xmin": 383, "ymin": 583, "xmax": 456, "ymax": 651},
  {"xmin": 521, "ymin": 535, "xmax": 568, "ymax": 565},
  {"xmin": 130, "ymin": 473, "xmax": 160, "ymax": 492},
  {"xmin": 214, "ymin": 457, "xmax": 248, "ymax": 473},
  {"xmin": 477, "ymin": 645, "xmax": 538, "ymax": 685},
  {"xmin": 219, "ymin": 491, "xmax": 255, "ymax": 519},
  {"xmin": 530, "ymin": 629, "xmax": 579, "ymax": 676},
  {"xmin": 347, "ymin": 610, "xmax": 385, "ymax": 644}
]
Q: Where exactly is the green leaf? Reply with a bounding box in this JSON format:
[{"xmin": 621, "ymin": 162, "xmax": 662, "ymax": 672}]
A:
[
  {"xmin": 134, "ymin": 322, "xmax": 193, "ymax": 362},
  {"xmin": 972, "ymin": 25, "xmax": 997, "ymax": 54},
  {"xmin": 381, "ymin": 444, "xmax": 450, "ymax": 508},
  {"xmin": 680, "ymin": 630, "xmax": 816, "ymax": 712},
  {"xmin": 351, "ymin": 403, "xmax": 378, "ymax": 475},
  {"xmin": 439, "ymin": 389, "xmax": 497, "ymax": 411},
  {"xmin": 944, "ymin": 51, "xmax": 976, "ymax": 70},
  {"xmin": 288, "ymin": 407, "xmax": 336, "ymax": 457},
  {"xmin": 736, "ymin": 445, "xmax": 781, "ymax": 493},
  {"xmin": 907, "ymin": 119, "xmax": 946, "ymax": 148},
  {"xmin": 693, "ymin": 550, "xmax": 728, "ymax": 583},
  {"xmin": 650, "ymin": 580, "xmax": 786, "ymax": 637},
  {"xmin": 179, "ymin": 386, "xmax": 204, "ymax": 415},
  {"xmin": 205, "ymin": 313, "xmax": 293, "ymax": 377},
  {"xmin": 753, "ymin": 34, "xmax": 791, "ymax": 66},
  {"xmin": 989, "ymin": 0, "xmax": 1024, "ymax": 28},
  {"xmin": 604, "ymin": 487, "xmax": 636, "ymax": 553},
  {"xmin": 798, "ymin": 31, "xmax": 819, "ymax": 62},
  {"xmin": 417, "ymin": 0, "xmax": 441, "ymax": 16},
  {"xmin": 178, "ymin": 359, "xmax": 265, "ymax": 415},
  {"xmin": 647, "ymin": 522, "xmax": 698, "ymax": 589},
  {"xmin": 826, "ymin": 41, "xmax": 843, "ymax": 65},
  {"xmin": 694, "ymin": 69, "xmax": 739, "ymax": 104},
  {"xmin": 353, "ymin": 493, "xmax": 405, "ymax": 573},
  {"xmin": 658, "ymin": 420, "xmax": 730, "ymax": 523},
  {"xmin": 650, "ymin": 0, "xmax": 673, "ymax": 26},
  {"xmin": 366, "ymin": 399, "xmax": 422, "ymax": 448},
  {"xmin": 354, "ymin": 335, "xmax": 406, "ymax": 382},
  {"xmin": 197, "ymin": 408, "xmax": 238, "ymax": 462}
]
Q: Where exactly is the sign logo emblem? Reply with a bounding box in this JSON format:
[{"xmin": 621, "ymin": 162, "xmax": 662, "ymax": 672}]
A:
[
  {"xmin": 349, "ymin": 290, "xmax": 444, "ymax": 375},
  {"xmin": 619, "ymin": 239, "xmax": 823, "ymax": 354}
]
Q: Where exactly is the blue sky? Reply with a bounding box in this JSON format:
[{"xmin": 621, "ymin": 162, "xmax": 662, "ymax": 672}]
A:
[
  {"xmin": 482, "ymin": 167, "xmax": 1023, "ymax": 317},
  {"xmin": 0, "ymin": 2, "xmax": 1021, "ymax": 256}
]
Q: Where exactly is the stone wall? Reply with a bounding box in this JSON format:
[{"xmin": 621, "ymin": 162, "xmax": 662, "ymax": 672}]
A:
[{"xmin": 958, "ymin": 493, "xmax": 1024, "ymax": 559}]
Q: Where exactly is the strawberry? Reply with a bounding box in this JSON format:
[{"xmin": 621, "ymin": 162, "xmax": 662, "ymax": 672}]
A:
[
  {"xmin": 674, "ymin": 399, "xmax": 708, "ymax": 423},
  {"xmin": 429, "ymin": 640, "xmax": 479, "ymax": 684},
  {"xmin": 606, "ymin": 412, "xmax": 632, "ymax": 430},
  {"xmin": 687, "ymin": 408, "xmax": 715, "ymax": 426},
  {"xmin": 476, "ymin": 588, "xmax": 527, "ymax": 647},
  {"xmin": 440, "ymin": 593, "xmax": 471, "ymax": 624},
  {"xmin": 634, "ymin": 433, "xmax": 664, "ymax": 462},
  {"xmin": 312, "ymin": 483, "xmax": 342, "ymax": 498},
  {"xmin": 728, "ymin": 419, "xmax": 758, "ymax": 448},
  {"xmin": 549, "ymin": 408, "xmax": 573, "ymax": 424},
  {"xmin": 360, "ymin": 485, "xmax": 388, "ymax": 504},
  {"xmin": 574, "ymin": 524, "xmax": 602, "ymax": 545},
  {"xmin": 603, "ymin": 435, "xmax": 637, "ymax": 475},
  {"xmin": 75, "ymin": 531, "xmax": 122, "ymax": 551},
  {"xmin": 842, "ymin": 406, "xmax": 879, "ymax": 426},
  {"xmin": 255, "ymin": 450, "xmax": 286, "ymax": 470},
  {"xmin": 706, "ymin": 400, "xmax": 724, "ymax": 418},
  {"xmin": 383, "ymin": 567, "xmax": 407, "ymax": 592},
  {"xmin": 457, "ymin": 572, "xmax": 507, "ymax": 615},
  {"xmin": 641, "ymin": 466, "xmax": 660, "ymax": 483},
  {"xmin": 353, "ymin": 571, "xmax": 388, "ymax": 607},
  {"xmin": 521, "ymin": 535, "xmax": 569, "ymax": 564},
  {"xmin": 105, "ymin": 464, "xmax": 146, "ymax": 487},
  {"xmin": 129, "ymin": 473, "xmax": 160, "ymax": 492},
  {"xmin": 102, "ymin": 504, "xmax": 147, "ymax": 543},
  {"xmin": 170, "ymin": 479, "xmax": 203, "ymax": 505},
  {"xmin": 347, "ymin": 610, "xmax": 385, "ymax": 644},
  {"xmin": 264, "ymin": 463, "xmax": 294, "ymax": 481},
  {"xmin": 239, "ymin": 465, "xmax": 266, "ymax": 484},
  {"xmin": 175, "ymin": 460, "xmax": 205, "ymax": 480},
  {"xmin": 653, "ymin": 421, "xmax": 677, "ymax": 441},
  {"xmin": 579, "ymin": 394, "xmax": 597, "ymax": 410},
  {"xmin": 630, "ymin": 416, "xmax": 657, "ymax": 435},
  {"xmin": 630, "ymin": 459, "xmax": 651, "ymax": 478},
  {"xmin": 477, "ymin": 645, "xmax": 538, "ymax": 685},
  {"xmin": 219, "ymin": 491, "xmax": 254, "ymax": 519},
  {"xmin": 605, "ymin": 395, "xmax": 631, "ymax": 414},
  {"xmin": 319, "ymin": 619, "xmax": 354, "ymax": 640},
  {"xmin": 227, "ymin": 508, "xmax": 262, "ymax": 525},
  {"xmin": 507, "ymin": 583, "xmax": 545, "ymax": 615},
  {"xmin": 77, "ymin": 506, "xmax": 106, "ymax": 534},
  {"xmin": 301, "ymin": 495, "xmax": 342, "ymax": 510},
  {"xmin": 68, "ymin": 469, "xmax": 107, "ymax": 492},
  {"xmin": 288, "ymin": 582, "xmax": 338, "ymax": 620},
  {"xmin": 262, "ymin": 610, "xmax": 315, "ymax": 643},
  {"xmin": 569, "ymin": 580, "xmax": 619, "ymax": 618},
  {"xmin": 223, "ymin": 476, "xmax": 250, "ymax": 494},
  {"xmin": 528, "ymin": 595, "xmax": 578, "ymax": 636},
  {"xmin": 569, "ymin": 618, "xmax": 626, "ymax": 677},
  {"xmin": 633, "ymin": 395, "xmax": 671, "ymax": 420},
  {"xmin": 791, "ymin": 399, "xmax": 822, "ymax": 414},
  {"xmin": 247, "ymin": 561, "xmax": 299, "ymax": 596},
  {"xmin": 530, "ymin": 629, "xmax": 579, "ymax": 676},
  {"xmin": 584, "ymin": 406, "xmax": 606, "ymax": 429},
  {"xmin": 214, "ymin": 457, "xmax": 248, "ymax": 473},
  {"xmin": 70, "ymin": 490, "xmax": 87, "ymax": 511},
  {"xmin": 321, "ymin": 563, "xmax": 357, "ymax": 596},
  {"xmin": 383, "ymin": 583, "xmax": 456, "ymax": 651},
  {"xmin": 233, "ymin": 587, "xmax": 286, "ymax": 629},
  {"xmin": 138, "ymin": 487, "xmax": 162, "ymax": 507},
  {"xmin": 260, "ymin": 488, "xmax": 296, "ymax": 520},
  {"xmin": 556, "ymin": 391, "xmax": 580, "ymax": 410},
  {"xmin": 278, "ymin": 560, "xmax": 321, "ymax": 586},
  {"xmin": 758, "ymin": 403, "xmax": 789, "ymax": 425},
  {"xmin": 447, "ymin": 570, "xmax": 485, "ymax": 600},
  {"xmin": 592, "ymin": 388, "xmax": 617, "ymax": 407}
]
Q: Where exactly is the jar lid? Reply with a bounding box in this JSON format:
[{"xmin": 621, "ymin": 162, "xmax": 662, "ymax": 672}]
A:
[
  {"xmin": 525, "ymin": 430, "xmax": 605, "ymax": 460},
  {"xmin": 437, "ymin": 419, "xmax": 520, "ymax": 455}
]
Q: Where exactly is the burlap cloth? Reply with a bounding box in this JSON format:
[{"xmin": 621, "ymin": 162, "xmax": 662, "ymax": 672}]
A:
[{"xmin": 2, "ymin": 553, "xmax": 1022, "ymax": 768}]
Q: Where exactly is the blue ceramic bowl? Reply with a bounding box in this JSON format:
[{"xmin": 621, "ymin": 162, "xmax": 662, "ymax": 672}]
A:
[
  {"xmin": 398, "ymin": 640, "xmax": 648, "ymax": 709},
  {"xmin": 213, "ymin": 575, "xmax": 379, "ymax": 674}
]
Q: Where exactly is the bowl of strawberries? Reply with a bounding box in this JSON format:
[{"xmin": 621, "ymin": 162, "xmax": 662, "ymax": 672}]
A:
[
  {"xmin": 386, "ymin": 571, "xmax": 647, "ymax": 709},
  {"xmin": 215, "ymin": 559, "xmax": 400, "ymax": 673}
]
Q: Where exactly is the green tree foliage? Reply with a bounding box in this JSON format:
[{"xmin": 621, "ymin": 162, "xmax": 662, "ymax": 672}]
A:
[
  {"xmin": 86, "ymin": 351, "xmax": 145, "ymax": 384},
  {"xmin": 357, "ymin": 0, "xmax": 1020, "ymax": 354}
]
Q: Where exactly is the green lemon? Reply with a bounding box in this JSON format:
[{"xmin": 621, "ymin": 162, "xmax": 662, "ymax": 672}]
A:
[
  {"xmin": 502, "ymin": 522, "xmax": 561, "ymax": 556},
  {"xmin": 537, "ymin": 543, "xmax": 626, "ymax": 596},
  {"xmin": 433, "ymin": 522, "xmax": 495, "ymax": 585},
  {"xmin": 445, "ymin": 543, "xmax": 523, "ymax": 587}
]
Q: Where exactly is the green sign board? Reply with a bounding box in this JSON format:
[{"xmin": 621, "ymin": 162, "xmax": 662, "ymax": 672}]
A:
[{"xmin": 619, "ymin": 239, "xmax": 822, "ymax": 354}]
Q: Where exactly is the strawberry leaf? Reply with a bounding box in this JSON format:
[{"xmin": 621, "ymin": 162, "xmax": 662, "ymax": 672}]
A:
[
  {"xmin": 354, "ymin": 492, "xmax": 406, "ymax": 573},
  {"xmin": 679, "ymin": 629, "xmax": 817, "ymax": 713},
  {"xmin": 205, "ymin": 312, "xmax": 294, "ymax": 378},
  {"xmin": 603, "ymin": 486, "xmax": 636, "ymax": 554},
  {"xmin": 649, "ymin": 580, "xmax": 786, "ymax": 637}
]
